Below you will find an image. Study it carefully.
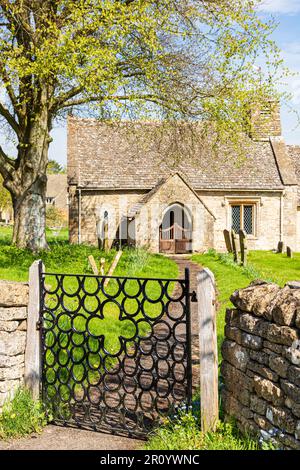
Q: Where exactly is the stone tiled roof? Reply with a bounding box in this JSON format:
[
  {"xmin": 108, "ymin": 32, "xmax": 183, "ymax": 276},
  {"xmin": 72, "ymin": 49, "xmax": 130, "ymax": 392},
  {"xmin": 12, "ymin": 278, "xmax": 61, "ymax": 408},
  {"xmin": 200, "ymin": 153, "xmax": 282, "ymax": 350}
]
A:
[
  {"xmin": 68, "ymin": 116, "xmax": 287, "ymax": 191},
  {"xmin": 128, "ymin": 173, "xmax": 216, "ymax": 219},
  {"xmin": 287, "ymin": 145, "xmax": 300, "ymax": 203},
  {"xmin": 47, "ymin": 174, "xmax": 67, "ymax": 197}
]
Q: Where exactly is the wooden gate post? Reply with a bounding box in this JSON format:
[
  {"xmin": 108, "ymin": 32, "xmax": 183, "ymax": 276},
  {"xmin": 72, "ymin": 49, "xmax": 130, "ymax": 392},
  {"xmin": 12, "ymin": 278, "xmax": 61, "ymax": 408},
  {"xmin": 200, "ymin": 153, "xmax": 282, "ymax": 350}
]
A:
[
  {"xmin": 197, "ymin": 268, "xmax": 219, "ymax": 432},
  {"xmin": 24, "ymin": 260, "xmax": 44, "ymax": 400}
]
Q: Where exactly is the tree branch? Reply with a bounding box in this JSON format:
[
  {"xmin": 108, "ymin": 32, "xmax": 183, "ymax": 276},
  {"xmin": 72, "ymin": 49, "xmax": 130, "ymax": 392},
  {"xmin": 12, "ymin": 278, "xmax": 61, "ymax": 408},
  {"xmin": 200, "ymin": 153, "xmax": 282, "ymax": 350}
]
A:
[
  {"xmin": 51, "ymin": 85, "xmax": 84, "ymax": 112},
  {"xmin": 0, "ymin": 144, "xmax": 15, "ymax": 180},
  {"xmin": 0, "ymin": 66, "xmax": 23, "ymax": 122},
  {"xmin": 58, "ymin": 93, "xmax": 181, "ymax": 112},
  {"xmin": 0, "ymin": 102, "xmax": 20, "ymax": 136}
]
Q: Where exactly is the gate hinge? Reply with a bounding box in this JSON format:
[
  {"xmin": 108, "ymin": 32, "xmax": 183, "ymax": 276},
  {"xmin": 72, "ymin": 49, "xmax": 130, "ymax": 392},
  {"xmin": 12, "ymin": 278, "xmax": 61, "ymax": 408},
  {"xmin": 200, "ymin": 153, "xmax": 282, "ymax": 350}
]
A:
[
  {"xmin": 36, "ymin": 320, "xmax": 42, "ymax": 331},
  {"xmin": 190, "ymin": 291, "xmax": 197, "ymax": 302}
]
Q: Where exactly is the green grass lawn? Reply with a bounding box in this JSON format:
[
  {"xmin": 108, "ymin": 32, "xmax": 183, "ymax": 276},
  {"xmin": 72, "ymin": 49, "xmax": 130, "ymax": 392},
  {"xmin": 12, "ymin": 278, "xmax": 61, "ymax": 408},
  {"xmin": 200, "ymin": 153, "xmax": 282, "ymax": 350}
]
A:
[
  {"xmin": 0, "ymin": 226, "xmax": 177, "ymax": 281},
  {"xmin": 0, "ymin": 227, "xmax": 178, "ymax": 351},
  {"xmin": 248, "ymin": 250, "xmax": 300, "ymax": 285},
  {"xmin": 0, "ymin": 226, "xmax": 179, "ymax": 413},
  {"xmin": 144, "ymin": 413, "xmax": 260, "ymax": 450},
  {"xmin": 191, "ymin": 249, "xmax": 300, "ymax": 359}
]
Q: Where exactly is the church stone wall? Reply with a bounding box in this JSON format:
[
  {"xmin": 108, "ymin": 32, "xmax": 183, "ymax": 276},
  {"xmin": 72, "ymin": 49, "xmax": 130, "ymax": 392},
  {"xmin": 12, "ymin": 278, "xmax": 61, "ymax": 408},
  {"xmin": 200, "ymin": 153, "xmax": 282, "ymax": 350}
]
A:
[
  {"xmin": 68, "ymin": 184, "xmax": 298, "ymax": 254},
  {"xmin": 199, "ymin": 189, "xmax": 298, "ymax": 253}
]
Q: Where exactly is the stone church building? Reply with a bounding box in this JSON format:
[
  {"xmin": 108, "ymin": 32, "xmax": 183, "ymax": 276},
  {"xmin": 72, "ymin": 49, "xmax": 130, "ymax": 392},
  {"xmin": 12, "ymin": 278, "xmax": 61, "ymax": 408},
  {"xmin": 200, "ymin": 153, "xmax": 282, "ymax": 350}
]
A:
[{"xmin": 67, "ymin": 105, "xmax": 300, "ymax": 254}]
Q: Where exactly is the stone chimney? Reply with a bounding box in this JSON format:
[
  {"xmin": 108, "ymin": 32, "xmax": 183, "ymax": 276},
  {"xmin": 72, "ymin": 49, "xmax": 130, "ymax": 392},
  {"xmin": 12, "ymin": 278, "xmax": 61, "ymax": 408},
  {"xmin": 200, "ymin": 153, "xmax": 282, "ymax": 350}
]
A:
[{"xmin": 249, "ymin": 100, "xmax": 281, "ymax": 142}]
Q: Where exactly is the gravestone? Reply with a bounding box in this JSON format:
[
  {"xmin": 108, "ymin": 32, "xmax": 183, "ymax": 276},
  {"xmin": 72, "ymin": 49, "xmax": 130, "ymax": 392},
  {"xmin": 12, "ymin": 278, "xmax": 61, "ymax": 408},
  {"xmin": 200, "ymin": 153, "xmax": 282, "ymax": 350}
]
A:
[
  {"xmin": 277, "ymin": 241, "xmax": 284, "ymax": 253},
  {"xmin": 287, "ymin": 246, "xmax": 293, "ymax": 258},
  {"xmin": 231, "ymin": 229, "xmax": 239, "ymax": 264},
  {"xmin": 223, "ymin": 229, "xmax": 233, "ymax": 253},
  {"xmin": 239, "ymin": 229, "xmax": 248, "ymax": 266}
]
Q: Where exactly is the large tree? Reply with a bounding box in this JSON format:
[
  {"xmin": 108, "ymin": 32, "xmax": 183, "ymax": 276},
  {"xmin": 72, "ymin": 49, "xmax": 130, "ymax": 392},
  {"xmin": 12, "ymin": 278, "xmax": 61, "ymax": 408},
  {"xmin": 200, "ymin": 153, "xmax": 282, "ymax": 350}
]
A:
[
  {"xmin": 0, "ymin": 0, "xmax": 283, "ymax": 251},
  {"xmin": 0, "ymin": 174, "xmax": 12, "ymax": 216}
]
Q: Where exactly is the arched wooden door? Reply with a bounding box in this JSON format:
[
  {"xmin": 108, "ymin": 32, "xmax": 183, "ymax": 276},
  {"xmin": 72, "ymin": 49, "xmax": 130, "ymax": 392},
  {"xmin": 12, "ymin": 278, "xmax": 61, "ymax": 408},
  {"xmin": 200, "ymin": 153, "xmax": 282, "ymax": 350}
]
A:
[{"xmin": 159, "ymin": 204, "xmax": 192, "ymax": 254}]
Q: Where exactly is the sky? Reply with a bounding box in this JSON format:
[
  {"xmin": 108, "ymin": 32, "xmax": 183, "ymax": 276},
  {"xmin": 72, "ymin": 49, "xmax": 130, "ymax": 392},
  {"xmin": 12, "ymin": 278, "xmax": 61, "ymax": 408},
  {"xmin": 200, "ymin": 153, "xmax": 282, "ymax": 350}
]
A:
[
  {"xmin": 1, "ymin": 1, "xmax": 300, "ymax": 166},
  {"xmin": 258, "ymin": 0, "xmax": 300, "ymax": 145}
]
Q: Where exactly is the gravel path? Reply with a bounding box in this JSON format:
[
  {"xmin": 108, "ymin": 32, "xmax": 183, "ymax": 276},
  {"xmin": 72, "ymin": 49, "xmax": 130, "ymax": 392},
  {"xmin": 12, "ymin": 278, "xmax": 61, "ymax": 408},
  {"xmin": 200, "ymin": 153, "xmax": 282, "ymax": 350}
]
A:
[
  {"xmin": 168, "ymin": 256, "xmax": 201, "ymax": 391},
  {"xmin": 0, "ymin": 257, "xmax": 201, "ymax": 450},
  {"xmin": 0, "ymin": 424, "xmax": 141, "ymax": 450}
]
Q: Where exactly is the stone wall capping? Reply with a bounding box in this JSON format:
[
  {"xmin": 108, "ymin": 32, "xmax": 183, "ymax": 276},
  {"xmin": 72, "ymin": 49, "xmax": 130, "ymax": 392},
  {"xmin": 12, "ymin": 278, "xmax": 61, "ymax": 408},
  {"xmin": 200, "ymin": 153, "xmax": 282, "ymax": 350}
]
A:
[
  {"xmin": 285, "ymin": 281, "xmax": 300, "ymax": 289},
  {"xmin": 0, "ymin": 280, "xmax": 29, "ymax": 307}
]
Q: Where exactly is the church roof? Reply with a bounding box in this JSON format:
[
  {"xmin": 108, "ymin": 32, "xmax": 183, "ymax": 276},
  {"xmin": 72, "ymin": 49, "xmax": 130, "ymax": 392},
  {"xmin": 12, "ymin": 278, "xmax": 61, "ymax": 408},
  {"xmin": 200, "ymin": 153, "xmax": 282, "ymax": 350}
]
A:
[
  {"xmin": 67, "ymin": 116, "xmax": 295, "ymax": 191},
  {"xmin": 128, "ymin": 173, "xmax": 216, "ymax": 219}
]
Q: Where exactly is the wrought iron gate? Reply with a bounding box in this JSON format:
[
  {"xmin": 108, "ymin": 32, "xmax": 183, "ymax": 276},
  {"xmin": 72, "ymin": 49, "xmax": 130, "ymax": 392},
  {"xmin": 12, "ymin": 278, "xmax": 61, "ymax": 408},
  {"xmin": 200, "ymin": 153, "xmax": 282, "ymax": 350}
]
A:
[{"xmin": 40, "ymin": 268, "xmax": 193, "ymax": 439}]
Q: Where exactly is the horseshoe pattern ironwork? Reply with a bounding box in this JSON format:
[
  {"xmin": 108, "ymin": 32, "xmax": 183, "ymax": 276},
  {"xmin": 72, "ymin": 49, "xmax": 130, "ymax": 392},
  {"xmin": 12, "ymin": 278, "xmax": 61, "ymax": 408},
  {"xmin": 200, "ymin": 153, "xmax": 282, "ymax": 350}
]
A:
[{"xmin": 40, "ymin": 268, "xmax": 192, "ymax": 439}]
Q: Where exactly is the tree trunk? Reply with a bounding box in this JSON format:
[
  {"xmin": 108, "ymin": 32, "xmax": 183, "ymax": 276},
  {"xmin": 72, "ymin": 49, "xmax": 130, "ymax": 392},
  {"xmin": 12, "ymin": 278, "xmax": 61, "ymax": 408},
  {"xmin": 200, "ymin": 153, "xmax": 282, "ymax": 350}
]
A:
[
  {"xmin": 12, "ymin": 175, "xmax": 48, "ymax": 251},
  {"xmin": 4, "ymin": 97, "xmax": 52, "ymax": 252}
]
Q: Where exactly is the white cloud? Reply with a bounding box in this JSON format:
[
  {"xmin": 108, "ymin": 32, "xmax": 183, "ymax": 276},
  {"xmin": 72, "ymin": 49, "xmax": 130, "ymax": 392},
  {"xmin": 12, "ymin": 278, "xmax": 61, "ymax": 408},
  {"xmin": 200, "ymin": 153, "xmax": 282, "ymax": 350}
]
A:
[
  {"xmin": 258, "ymin": 0, "xmax": 300, "ymax": 14},
  {"xmin": 278, "ymin": 42, "xmax": 300, "ymax": 105}
]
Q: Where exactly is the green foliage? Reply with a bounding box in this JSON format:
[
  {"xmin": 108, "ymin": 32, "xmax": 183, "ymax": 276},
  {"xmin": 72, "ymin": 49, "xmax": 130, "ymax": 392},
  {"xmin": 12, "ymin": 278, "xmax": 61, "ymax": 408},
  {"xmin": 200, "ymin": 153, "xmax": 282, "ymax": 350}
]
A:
[
  {"xmin": 47, "ymin": 160, "xmax": 66, "ymax": 174},
  {"xmin": 46, "ymin": 205, "xmax": 67, "ymax": 228},
  {"xmin": 123, "ymin": 247, "xmax": 150, "ymax": 275},
  {"xmin": 205, "ymin": 248, "xmax": 266, "ymax": 281},
  {"xmin": 248, "ymin": 250, "xmax": 300, "ymax": 286},
  {"xmin": 0, "ymin": 388, "xmax": 48, "ymax": 439},
  {"xmin": 0, "ymin": 1, "xmax": 285, "ymax": 140},
  {"xmin": 144, "ymin": 409, "xmax": 260, "ymax": 451}
]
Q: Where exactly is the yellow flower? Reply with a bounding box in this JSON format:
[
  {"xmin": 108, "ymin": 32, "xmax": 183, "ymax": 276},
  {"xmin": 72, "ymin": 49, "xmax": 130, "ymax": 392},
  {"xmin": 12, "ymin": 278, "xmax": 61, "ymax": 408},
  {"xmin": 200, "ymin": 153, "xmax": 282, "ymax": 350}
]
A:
[{"xmin": 10, "ymin": 413, "xmax": 16, "ymax": 419}]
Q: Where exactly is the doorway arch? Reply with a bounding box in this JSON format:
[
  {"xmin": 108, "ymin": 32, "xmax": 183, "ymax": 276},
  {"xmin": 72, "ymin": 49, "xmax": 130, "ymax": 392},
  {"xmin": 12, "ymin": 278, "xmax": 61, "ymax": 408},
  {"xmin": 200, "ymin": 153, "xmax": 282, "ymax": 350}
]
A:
[{"xmin": 159, "ymin": 203, "xmax": 192, "ymax": 253}]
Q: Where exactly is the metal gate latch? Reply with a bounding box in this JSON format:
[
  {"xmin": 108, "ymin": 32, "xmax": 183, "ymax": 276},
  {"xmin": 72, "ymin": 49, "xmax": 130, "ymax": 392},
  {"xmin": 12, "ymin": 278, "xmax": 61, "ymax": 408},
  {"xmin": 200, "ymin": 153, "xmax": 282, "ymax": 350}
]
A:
[{"xmin": 190, "ymin": 291, "xmax": 197, "ymax": 302}]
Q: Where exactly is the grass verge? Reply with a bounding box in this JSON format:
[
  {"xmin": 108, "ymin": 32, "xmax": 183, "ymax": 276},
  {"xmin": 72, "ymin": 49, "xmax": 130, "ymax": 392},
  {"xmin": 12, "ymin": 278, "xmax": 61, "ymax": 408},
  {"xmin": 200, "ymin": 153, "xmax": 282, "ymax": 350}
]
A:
[
  {"xmin": 0, "ymin": 388, "xmax": 48, "ymax": 439},
  {"xmin": 191, "ymin": 248, "xmax": 300, "ymax": 358},
  {"xmin": 144, "ymin": 409, "xmax": 260, "ymax": 450}
]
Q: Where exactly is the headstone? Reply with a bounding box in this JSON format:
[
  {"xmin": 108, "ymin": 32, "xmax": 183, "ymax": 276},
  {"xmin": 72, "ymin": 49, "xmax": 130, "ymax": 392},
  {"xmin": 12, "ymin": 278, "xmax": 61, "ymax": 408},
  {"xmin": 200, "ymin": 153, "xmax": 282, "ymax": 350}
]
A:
[
  {"xmin": 239, "ymin": 229, "xmax": 248, "ymax": 266},
  {"xmin": 277, "ymin": 241, "xmax": 284, "ymax": 253},
  {"xmin": 223, "ymin": 229, "xmax": 233, "ymax": 253},
  {"xmin": 287, "ymin": 246, "xmax": 293, "ymax": 258},
  {"xmin": 231, "ymin": 229, "xmax": 239, "ymax": 264}
]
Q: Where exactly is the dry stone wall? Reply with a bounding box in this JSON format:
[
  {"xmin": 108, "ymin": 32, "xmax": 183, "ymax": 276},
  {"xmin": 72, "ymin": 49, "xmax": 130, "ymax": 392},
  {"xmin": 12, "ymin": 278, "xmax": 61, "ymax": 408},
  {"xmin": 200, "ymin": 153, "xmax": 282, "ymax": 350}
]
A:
[
  {"xmin": 222, "ymin": 280, "xmax": 300, "ymax": 450},
  {"xmin": 0, "ymin": 280, "xmax": 29, "ymax": 408}
]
